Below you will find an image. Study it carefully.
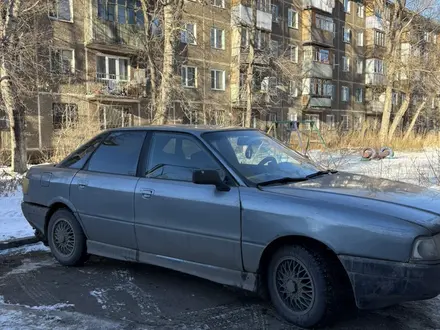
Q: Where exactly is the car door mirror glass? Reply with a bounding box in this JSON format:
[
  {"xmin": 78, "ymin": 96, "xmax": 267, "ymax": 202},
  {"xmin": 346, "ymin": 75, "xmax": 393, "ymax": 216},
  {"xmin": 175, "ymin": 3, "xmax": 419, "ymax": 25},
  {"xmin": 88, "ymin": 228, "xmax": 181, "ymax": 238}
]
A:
[{"xmin": 193, "ymin": 169, "xmax": 230, "ymax": 192}]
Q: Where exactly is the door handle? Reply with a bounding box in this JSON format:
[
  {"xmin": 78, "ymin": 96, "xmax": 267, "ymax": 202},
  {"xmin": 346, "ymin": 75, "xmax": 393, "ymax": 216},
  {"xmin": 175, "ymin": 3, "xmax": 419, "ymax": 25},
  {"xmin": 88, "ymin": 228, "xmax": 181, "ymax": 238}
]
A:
[
  {"xmin": 140, "ymin": 188, "xmax": 154, "ymax": 199},
  {"xmin": 78, "ymin": 180, "xmax": 88, "ymax": 189}
]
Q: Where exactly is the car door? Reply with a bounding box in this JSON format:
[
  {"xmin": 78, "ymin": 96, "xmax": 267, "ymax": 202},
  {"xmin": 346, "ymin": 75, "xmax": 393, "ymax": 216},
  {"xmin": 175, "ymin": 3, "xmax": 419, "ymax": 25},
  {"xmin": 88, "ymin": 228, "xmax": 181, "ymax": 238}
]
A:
[
  {"xmin": 70, "ymin": 130, "xmax": 147, "ymax": 254},
  {"xmin": 134, "ymin": 132, "xmax": 242, "ymax": 271}
]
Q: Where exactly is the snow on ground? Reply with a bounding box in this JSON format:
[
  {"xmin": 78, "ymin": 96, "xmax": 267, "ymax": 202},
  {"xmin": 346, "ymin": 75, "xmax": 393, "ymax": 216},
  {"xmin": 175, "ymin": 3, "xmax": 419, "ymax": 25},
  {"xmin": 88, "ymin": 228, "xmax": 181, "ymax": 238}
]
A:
[{"xmin": 0, "ymin": 150, "xmax": 439, "ymax": 243}]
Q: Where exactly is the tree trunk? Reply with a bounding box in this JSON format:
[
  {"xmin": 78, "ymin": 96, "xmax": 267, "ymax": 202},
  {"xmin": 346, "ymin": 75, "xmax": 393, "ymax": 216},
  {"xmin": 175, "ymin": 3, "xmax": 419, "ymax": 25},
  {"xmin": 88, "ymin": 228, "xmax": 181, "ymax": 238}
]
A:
[
  {"xmin": 244, "ymin": 2, "xmax": 257, "ymax": 128},
  {"xmin": 0, "ymin": 72, "xmax": 27, "ymax": 173},
  {"xmin": 378, "ymin": 62, "xmax": 396, "ymax": 144},
  {"xmin": 388, "ymin": 95, "xmax": 410, "ymax": 139},
  {"xmin": 403, "ymin": 101, "xmax": 426, "ymax": 140}
]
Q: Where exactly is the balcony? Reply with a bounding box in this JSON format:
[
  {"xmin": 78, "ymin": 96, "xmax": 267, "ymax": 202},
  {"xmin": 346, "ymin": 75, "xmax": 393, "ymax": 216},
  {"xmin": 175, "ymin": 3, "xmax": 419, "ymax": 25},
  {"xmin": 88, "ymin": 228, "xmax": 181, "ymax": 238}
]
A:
[
  {"xmin": 302, "ymin": 27, "xmax": 334, "ymax": 47},
  {"xmin": 86, "ymin": 20, "xmax": 142, "ymax": 53},
  {"xmin": 303, "ymin": 0, "xmax": 334, "ymax": 14},
  {"xmin": 365, "ymin": 16, "xmax": 388, "ymax": 31},
  {"xmin": 303, "ymin": 61, "xmax": 333, "ymax": 79},
  {"xmin": 365, "ymin": 73, "xmax": 386, "ymax": 85},
  {"xmin": 231, "ymin": 4, "xmax": 272, "ymax": 31},
  {"xmin": 87, "ymin": 74, "xmax": 145, "ymax": 101},
  {"xmin": 302, "ymin": 95, "xmax": 332, "ymax": 108},
  {"xmin": 366, "ymin": 100, "xmax": 384, "ymax": 113}
]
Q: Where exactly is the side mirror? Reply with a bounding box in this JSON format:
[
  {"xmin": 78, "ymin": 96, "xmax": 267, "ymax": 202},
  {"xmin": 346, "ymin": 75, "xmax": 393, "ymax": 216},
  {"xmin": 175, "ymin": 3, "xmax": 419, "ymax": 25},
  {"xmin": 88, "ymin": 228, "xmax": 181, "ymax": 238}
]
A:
[{"xmin": 192, "ymin": 169, "xmax": 230, "ymax": 192}]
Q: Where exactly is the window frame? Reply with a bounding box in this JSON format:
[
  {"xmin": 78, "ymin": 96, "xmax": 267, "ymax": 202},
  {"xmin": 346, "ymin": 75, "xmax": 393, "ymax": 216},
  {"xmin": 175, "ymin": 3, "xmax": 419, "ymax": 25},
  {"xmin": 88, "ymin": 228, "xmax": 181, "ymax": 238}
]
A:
[
  {"xmin": 357, "ymin": 31, "xmax": 364, "ymax": 46},
  {"xmin": 341, "ymin": 86, "xmax": 350, "ymax": 102},
  {"xmin": 52, "ymin": 102, "xmax": 79, "ymax": 130},
  {"xmin": 288, "ymin": 8, "xmax": 299, "ymax": 29},
  {"xmin": 181, "ymin": 22, "xmax": 197, "ymax": 45},
  {"xmin": 343, "ymin": 27, "xmax": 351, "ymax": 43},
  {"xmin": 211, "ymin": 69, "xmax": 226, "ymax": 90},
  {"xmin": 289, "ymin": 45, "xmax": 299, "ymax": 62},
  {"xmin": 48, "ymin": 0, "xmax": 73, "ymax": 22},
  {"xmin": 50, "ymin": 47, "xmax": 75, "ymax": 74},
  {"xmin": 181, "ymin": 65, "xmax": 197, "ymax": 88},
  {"xmin": 342, "ymin": 56, "xmax": 350, "ymax": 72},
  {"xmin": 96, "ymin": 54, "xmax": 130, "ymax": 81},
  {"xmin": 210, "ymin": 27, "xmax": 225, "ymax": 49},
  {"xmin": 211, "ymin": 0, "xmax": 225, "ymax": 9}
]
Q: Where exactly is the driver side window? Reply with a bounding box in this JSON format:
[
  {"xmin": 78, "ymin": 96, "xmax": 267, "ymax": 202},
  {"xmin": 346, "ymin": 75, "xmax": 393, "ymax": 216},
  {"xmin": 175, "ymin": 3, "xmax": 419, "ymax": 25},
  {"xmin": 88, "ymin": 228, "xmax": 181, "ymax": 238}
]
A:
[{"xmin": 145, "ymin": 132, "xmax": 223, "ymax": 182}]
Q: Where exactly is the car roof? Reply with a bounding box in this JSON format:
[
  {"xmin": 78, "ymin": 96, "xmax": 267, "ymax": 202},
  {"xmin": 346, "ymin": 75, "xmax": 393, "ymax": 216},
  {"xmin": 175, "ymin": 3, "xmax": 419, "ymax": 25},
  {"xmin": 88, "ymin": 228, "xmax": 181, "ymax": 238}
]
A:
[{"xmin": 106, "ymin": 125, "xmax": 258, "ymax": 135}]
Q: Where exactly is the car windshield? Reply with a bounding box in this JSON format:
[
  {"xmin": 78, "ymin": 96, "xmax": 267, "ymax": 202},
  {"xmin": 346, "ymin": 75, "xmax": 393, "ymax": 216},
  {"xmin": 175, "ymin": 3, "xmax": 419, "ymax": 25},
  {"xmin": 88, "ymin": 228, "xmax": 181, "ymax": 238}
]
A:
[{"xmin": 202, "ymin": 130, "xmax": 322, "ymax": 185}]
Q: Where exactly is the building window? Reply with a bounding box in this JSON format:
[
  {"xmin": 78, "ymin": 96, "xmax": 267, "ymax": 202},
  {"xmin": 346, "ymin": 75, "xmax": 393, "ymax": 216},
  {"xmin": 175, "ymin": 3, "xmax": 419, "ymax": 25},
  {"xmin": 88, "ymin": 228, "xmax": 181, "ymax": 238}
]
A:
[
  {"xmin": 289, "ymin": 81, "xmax": 298, "ymax": 97},
  {"xmin": 310, "ymin": 78, "xmax": 332, "ymax": 97},
  {"xmin": 97, "ymin": 0, "xmax": 144, "ymax": 25},
  {"xmin": 255, "ymin": 30, "xmax": 269, "ymax": 49},
  {"xmin": 50, "ymin": 49, "xmax": 74, "ymax": 74},
  {"xmin": 341, "ymin": 86, "xmax": 350, "ymax": 102},
  {"xmin": 211, "ymin": 69, "xmax": 225, "ymax": 90},
  {"xmin": 342, "ymin": 56, "xmax": 350, "ymax": 72},
  {"xmin": 271, "ymin": 5, "xmax": 279, "ymax": 22},
  {"xmin": 357, "ymin": 31, "xmax": 364, "ymax": 46},
  {"xmin": 374, "ymin": 59, "xmax": 384, "ymax": 73},
  {"xmin": 211, "ymin": 0, "xmax": 225, "ymax": 8},
  {"xmin": 374, "ymin": 31, "xmax": 385, "ymax": 46},
  {"xmin": 0, "ymin": 107, "xmax": 8, "ymax": 130},
  {"xmin": 99, "ymin": 105, "xmax": 133, "ymax": 130},
  {"xmin": 210, "ymin": 27, "xmax": 225, "ymax": 49},
  {"xmin": 341, "ymin": 115, "xmax": 350, "ymax": 130},
  {"xmin": 316, "ymin": 48, "xmax": 330, "ymax": 64},
  {"xmin": 48, "ymin": 0, "xmax": 72, "ymax": 21},
  {"xmin": 290, "ymin": 45, "xmax": 298, "ymax": 62},
  {"xmin": 357, "ymin": 4, "xmax": 364, "ymax": 18},
  {"xmin": 326, "ymin": 115, "xmax": 335, "ymax": 129},
  {"xmin": 96, "ymin": 55, "xmax": 129, "ymax": 81},
  {"xmin": 392, "ymin": 92, "xmax": 398, "ymax": 105},
  {"xmin": 315, "ymin": 14, "xmax": 334, "ymax": 32},
  {"xmin": 270, "ymin": 40, "xmax": 279, "ymax": 56},
  {"xmin": 343, "ymin": 0, "xmax": 351, "ymax": 13},
  {"xmin": 181, "ymin": 66, "xmax": 197, "ymax": 87},
  {"xmin": 52, "ymin": 103, "xmax": 78, "ymax": 130},
  {"xmin": 241, "ymin": 27, "xmax": 249, "ymax": 48},
  {"xmin": 343, "ymin": 27, "xmax": 351, "ymax": 43},
  {"xmin": 181, "ymin": 23, "xmax": 196, "ymax": 44},
  {"xmin": 288, "ymin": 9, "xmax": 298, "ymax": 29},
  {"xmin": 356, "ymin": 58, "xmax": 363, "ymax": 74},
  {"xmin": 257, "ymin": 0, "xmax": 271, "ymax": 12},
  {"xmin": 305, "ymin": 114, "xmax": 320, "ymax": 129},
  {"xmin": 355, "ymin": 88, "xmax": 363, "ymax": 103}
]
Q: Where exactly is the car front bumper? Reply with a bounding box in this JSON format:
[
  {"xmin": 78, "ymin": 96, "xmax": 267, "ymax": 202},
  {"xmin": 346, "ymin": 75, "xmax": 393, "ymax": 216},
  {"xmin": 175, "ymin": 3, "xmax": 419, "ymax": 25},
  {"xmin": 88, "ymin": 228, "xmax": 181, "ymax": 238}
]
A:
[
  {"xmin": 339, "ymin": 255, "xmax": 440, "ymax": 309},
  {"xmin": 21, "ymin": 201, "xmax": 48, "ymax": 236}
]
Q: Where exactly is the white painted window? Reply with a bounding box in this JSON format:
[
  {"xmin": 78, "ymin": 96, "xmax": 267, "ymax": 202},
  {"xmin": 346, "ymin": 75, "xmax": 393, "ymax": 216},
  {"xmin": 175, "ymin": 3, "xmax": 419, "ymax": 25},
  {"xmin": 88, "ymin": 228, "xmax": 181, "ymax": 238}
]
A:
[
  {"xmin": 326, "ymin": 115, "xmax": 335, "ymax": 129},
  {"xmin": 181, "ymin": 66, "xmax": 197, "ymax": 87},
  {"xmin": 210, "ymin": 27, "xmax": 225, "ymax": 49},
  {"xmin": 181, "ymin": 23, "xmax": 197, "ymax": 45},
  {"xmin": 357, "ymin": 4, "xmax": 364, "ymax": 18},
  {"xmin": 355, "ymin": 88, "xmax": 363, "ymax": 103},
  {"xmin": 288, "ymin": 9, "xmax": 298, "ymax": 29},
  {"xmin": 374, "ymin": 31, "xmax": 385, "ymax": 46},
  {"xmin": 374, "ymin": 59, "xmax": 384, "ymax": 73},
  {"xmin": 97, "ymin": 0, "xmax": 144, "ymax": 25},
  {"xmin": 343, "ymin": 27, "xmax": 351, "ymax": 43},
  {"xmin": 341, "ymin": 115, "xmax": 350, "ymax": 130},
  {"xmin": 316, "ymin": 14, "xmax": 334, "ymax": 32},
  {"xmin": 342, "ymin": 56, "xmax": 350, "ymax": 72},
  {"xmin": 241, "ymin": 27, "xmax": 249, "ymax": 48},
  {"xmin": 341, "ymin": 86, "xmax": 350, "ymax": 102},
  {"xmin": 290, "ymin": 45, "xmax": 298, "ymax": 62},
  {"xmin": 356, "ymin": 58, "xmax": 363, "ymax": 74},
  {"xmin": 270, "ymin": 40, "xmax": 279, "ymax": 56},
  {"xmin": 211, "ymin": 69, "xmax": 225, "ymax": 90},
  {"xmin": 50, "ymin": 48, "xmax": 75, "ymax": 74},
  {"xmin": 289, "ymin": 81, "xmax": 299, "ymax": 97},
  {"xmin": 96, "ymin": 55, "xmax": 129, "ymax": 81},
  {"xmin": 211, "ymin": 0, "xmax": 225, "ymax": 8},
  {"xmin": 306, "ymin": 114, "xmax": 320, "ymax": 129},
  {"xmin": 49, "ymin": 0, "xmax": 72, "ymax": 21},
  {"xmin": 357, "ymin": 31, "xmax": 364, "ymax": 46},
  {"xmin": 343, "ymin": 0, "xmax": 351, "ymax": 13}
]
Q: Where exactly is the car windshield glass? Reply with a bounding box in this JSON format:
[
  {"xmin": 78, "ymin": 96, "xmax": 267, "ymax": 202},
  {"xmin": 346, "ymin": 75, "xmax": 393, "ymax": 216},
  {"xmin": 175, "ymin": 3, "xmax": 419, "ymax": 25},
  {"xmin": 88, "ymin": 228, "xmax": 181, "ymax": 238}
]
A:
[{"xmin": 202, "ymin": 130, "xmax": 321, "ymax": 185}]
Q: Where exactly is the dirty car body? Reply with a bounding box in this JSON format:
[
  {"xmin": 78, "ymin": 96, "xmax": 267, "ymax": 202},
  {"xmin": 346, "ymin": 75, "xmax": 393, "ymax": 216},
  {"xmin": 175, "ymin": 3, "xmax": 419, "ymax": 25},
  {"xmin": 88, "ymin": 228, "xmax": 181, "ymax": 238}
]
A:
[{"xmin": 21, "ymin": 126, "xmax": 440, "ymax": 328}]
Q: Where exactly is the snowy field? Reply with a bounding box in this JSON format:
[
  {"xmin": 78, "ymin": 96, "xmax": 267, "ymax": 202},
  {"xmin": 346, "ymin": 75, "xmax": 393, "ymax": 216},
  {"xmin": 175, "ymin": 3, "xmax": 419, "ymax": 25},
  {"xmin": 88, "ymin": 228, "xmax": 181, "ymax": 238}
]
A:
[{"xmin": 0, "ymin": 149, "xmax": 439, "ymax": 242}]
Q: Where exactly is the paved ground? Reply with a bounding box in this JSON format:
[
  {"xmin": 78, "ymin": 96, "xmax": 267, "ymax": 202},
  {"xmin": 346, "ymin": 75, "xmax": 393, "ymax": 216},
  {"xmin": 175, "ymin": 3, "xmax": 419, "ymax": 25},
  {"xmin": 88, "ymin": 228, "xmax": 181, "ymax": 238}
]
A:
[{"xmin": 1, "ymin": 249, "xmax": 440, "ymax": 329}]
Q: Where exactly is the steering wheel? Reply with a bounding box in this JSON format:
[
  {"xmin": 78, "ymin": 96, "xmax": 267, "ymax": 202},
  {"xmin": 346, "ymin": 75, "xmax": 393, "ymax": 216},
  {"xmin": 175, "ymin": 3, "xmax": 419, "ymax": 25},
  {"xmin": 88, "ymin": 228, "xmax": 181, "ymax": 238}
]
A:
[{"xmin": 258, "ymin": 156, "xmax": 277, "ymax": 168}]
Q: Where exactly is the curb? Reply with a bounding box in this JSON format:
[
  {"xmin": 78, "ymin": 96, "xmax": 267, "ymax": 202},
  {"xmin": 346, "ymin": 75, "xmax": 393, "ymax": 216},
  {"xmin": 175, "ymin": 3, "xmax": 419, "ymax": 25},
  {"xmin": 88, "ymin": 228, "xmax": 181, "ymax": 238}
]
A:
[{"xmin": 0, "ymin": 236, "xmax": 40, "ymax": 251}]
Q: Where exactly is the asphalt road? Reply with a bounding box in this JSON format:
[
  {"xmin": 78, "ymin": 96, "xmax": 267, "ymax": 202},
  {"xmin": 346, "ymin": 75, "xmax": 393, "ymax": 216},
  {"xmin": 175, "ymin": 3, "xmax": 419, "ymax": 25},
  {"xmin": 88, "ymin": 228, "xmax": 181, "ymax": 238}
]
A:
[{"xmin": 1, "ymin": 248, "xmax": 440, "ymax": 330}]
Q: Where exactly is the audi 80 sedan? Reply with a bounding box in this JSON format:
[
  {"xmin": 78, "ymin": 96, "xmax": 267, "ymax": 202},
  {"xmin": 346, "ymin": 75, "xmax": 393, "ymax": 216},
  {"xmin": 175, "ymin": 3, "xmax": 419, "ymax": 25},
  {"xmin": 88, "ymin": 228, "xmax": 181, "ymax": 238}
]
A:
[{"xmin": 21, "ymin": 126, "xmax": 440, "ymax": 328}]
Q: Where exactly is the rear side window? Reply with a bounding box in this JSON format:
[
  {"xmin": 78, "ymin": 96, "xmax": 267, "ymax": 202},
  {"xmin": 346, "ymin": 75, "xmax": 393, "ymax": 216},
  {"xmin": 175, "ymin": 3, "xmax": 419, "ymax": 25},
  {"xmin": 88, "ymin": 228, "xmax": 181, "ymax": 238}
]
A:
[
  {"xmin": 59, "ymin": 133, "xmax": 107, "ymax": 169},
  {"xmin": 86, "ymin": 131, "xmax": 146, "ymax": 176}
]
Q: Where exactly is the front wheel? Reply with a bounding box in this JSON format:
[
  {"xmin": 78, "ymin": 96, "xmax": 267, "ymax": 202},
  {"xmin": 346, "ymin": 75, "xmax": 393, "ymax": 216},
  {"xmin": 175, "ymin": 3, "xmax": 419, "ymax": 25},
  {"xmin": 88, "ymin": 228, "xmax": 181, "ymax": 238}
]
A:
[
  {"xmin": 47, "ymin": 209, "xmax": 88, "ymax": 266},
  {"xmin": 267, "ymin": 245, "xmax": 343, "ymax": 328}
]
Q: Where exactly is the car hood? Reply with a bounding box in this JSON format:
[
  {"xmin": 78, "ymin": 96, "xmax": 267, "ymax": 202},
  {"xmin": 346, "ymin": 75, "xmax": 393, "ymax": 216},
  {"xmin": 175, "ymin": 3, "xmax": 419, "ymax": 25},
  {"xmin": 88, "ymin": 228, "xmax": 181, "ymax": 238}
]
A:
[{"xmin": 260, "ymin": 172, "xmax": 440, "ymax": 231}]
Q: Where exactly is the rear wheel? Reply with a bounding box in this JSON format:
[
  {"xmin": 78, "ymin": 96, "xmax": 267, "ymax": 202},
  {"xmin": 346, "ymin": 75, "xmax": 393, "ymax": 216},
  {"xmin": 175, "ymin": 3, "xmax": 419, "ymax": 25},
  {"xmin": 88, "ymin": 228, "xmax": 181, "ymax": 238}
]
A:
[
  {"xmin": 267, "ymin": 245, "xmax": 344, "ymax": 328},
  {"xmin": 47, "ymin": 209, "xmax": 88, "ymax": 266}
]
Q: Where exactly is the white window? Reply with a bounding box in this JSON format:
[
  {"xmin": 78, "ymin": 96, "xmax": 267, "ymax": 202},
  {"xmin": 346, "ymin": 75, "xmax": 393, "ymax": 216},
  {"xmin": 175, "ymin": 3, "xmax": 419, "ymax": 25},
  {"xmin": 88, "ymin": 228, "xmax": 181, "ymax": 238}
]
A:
[
  {"xmin": 50, "ymin": 49, "xmax": 74, "ymax": 74},
  {"xmin": 290, "ymin": 45, "xmax": 298, "ymax": 62},
  {"xmin": 97, "ymin": 0, "xmax": 144, "ymax": 25},
  {"xmin": 392, "ymin": 92, "xmax": 398, "ymax": 105},
  {"xmin": 181, "ymin": 66, "xmax": 197, "ymax": 87},
  {"xmin": 257, "ymin": 0, "xmax": 271, "ymax": 12},
  {"xmin": 271, "ymin": 5, "xmax": 279, "ymax": 22},
  {"xmin": 99, "ymin": 105, "xmax": 133, "ymax": 130},
  {"xmin": 289, "ymin": 81, "xmax": 298, "ymax": 97},
  {"xmin": 374, "ymin": 59, "xmax": 384, "ymax": 73},
  {"xmin": 255, "ymin": 30, "xmax": 269, "ymax": 49},
  {"xmin": 355, "ymin": 88, "xmax": 363, "ymax": 103},
  {"xmin": 357, "ymin": 31, "xmax": 364, "ymax": 46},
  {"xmin": 306, "ymin": 114, "xmax": 320, "ymax": 129},
  {"xmin": 342, "ymin": 56, "xmax": 350, "ymax": 72},
  {"xmin": 288, "ymin": 9, "xmax": 298, "ymax": 29},
  {"xmin": 343, "ymin": 0, "xmax": 351, "ymax": 13},
  {"xmin": 310, "ymin": 78, "xmax": 332, "ymax": 97},
  {"xmin": 181, "ymin": 23, "xmax": 196, "ymax": 45},
  {"xmin": 343, "ymin": 27, "xmax": 351, "ymax": 43},
  {"xmin": 241, "ymin": 27, "xmax": 249, "ymax": 48},
  {"xmin": 96, "ymin": 55, "xmax": 129, "ymax": 80},
  {"xmin": 48, "ymin": 0, "xmax": 72, "ymax": 21},
  {"xmin": 357, "ymin": 4, "xmax": 364, "ymax": 18},
  {"xmin": 341, "ymin": 86, "xmax": 350, "ymax": 102},
  {"xmin": 316, "ymin": 49, "xmax": 330, "ymax": 63},
  {"xmin": 341, "ymin": 115, "xmax": 350, "ymax": 130},
  {"xmin": 210, "ymin": 27, "xmax": 225, "ymax": 49},
  {"xmin": 424, "ymin": 32, "xmax": 430, "ymax": 42},
  {"xmin": 211, "ymin": 69, "xmax": 225, "ymax": 90},
  {"xmin": 374, "ymin": 31, "xmax": 385, "ymax": 46},
  {"xmin": 316, "ymin": 14, "xmax": 334, "ymax": 32},
  {"xmin": 270, "ymin": 40, "xmax": 279, "ymax": 56},
  {"xmin": 356, "ymin": 58, "xmax": 363, "ymax": 74},
  {"xmin": 326, "ymin": 115, "xmax": 335, "ymax": 129},
  {"xmin": 212, "ymin": 0, "xmax": 225, "ymax": 8}
]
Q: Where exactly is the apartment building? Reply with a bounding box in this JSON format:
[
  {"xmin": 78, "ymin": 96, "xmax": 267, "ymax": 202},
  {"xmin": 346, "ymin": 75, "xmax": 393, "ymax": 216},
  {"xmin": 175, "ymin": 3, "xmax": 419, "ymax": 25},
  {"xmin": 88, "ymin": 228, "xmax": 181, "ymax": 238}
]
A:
[{"xmin": 0, "ymin": 0, "xmax": 437, "ymax": 153}]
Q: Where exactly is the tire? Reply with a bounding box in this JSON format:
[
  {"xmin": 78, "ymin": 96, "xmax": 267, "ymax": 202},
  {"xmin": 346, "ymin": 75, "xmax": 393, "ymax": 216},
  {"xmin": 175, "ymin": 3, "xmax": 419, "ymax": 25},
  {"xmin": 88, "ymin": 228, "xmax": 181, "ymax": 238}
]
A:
[
  {"xmin": 267, "ymin": 245, "xmax": 345, "ymax": 328},
  {"xmin": 47, "ymin": 209, "xmax": 88, "ymax": 266}
]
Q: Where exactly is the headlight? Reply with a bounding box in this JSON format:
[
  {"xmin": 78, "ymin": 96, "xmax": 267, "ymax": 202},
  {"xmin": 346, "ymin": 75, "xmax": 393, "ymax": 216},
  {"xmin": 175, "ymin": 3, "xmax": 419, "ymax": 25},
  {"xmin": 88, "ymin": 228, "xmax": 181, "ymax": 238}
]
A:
[
  {"xmin": 411, "ymin": 235, "xmax": 440, "ymax": 261},
  {"xmin": 22, "ymin": 177, "xmax": 29, "ymax": 195}
]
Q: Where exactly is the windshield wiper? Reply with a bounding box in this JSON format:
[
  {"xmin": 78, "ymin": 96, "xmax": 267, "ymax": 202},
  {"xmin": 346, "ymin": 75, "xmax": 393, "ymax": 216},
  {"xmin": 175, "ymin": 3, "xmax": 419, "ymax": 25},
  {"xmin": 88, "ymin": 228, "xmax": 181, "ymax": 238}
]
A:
[
  {"xmin": 257, "ymin": 177, "xmax": 308, "ymax": 187},
  {"xmin": 305, "ymin": 170, "xmax": 338, "ymax": 179}
]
